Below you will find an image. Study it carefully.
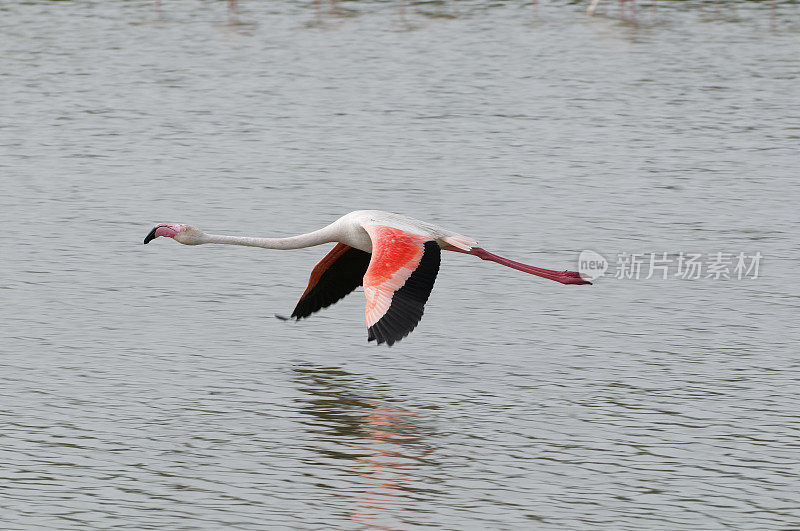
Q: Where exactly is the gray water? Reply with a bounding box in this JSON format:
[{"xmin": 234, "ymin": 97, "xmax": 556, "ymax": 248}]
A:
[{"xmin": 2, "ymin": 0, "xmax": 799, "ymax": 529}]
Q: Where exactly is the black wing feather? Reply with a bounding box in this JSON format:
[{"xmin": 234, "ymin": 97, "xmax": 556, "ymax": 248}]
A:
[{"xmin": 292, "ymin": 246, "xmax": 372, "ymax": 320}]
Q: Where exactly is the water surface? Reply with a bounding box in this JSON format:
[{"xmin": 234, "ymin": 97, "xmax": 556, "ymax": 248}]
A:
[{"xmin": 1, "ymin": 0, "xmax": 799, "ymax": 528}]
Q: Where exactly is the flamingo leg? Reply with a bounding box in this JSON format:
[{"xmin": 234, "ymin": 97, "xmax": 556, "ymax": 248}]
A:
[{"xmin": 447, "ymin": 247, "xmax": 591, "ymax": 285}]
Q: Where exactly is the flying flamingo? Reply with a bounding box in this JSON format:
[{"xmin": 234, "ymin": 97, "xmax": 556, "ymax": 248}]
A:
[{"xmin": 143, "ymin": 210, "xmax": 590, "ymax": 345}]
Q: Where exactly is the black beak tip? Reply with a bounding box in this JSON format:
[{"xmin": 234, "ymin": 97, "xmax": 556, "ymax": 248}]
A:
[{"xmin": 143, "ymin": 227, "xmax": 158, "ymax": 245}]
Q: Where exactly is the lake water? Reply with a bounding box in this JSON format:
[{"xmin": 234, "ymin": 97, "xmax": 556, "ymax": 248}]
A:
[{"xmin": 1, "ymin": 0, "xmax": 799, "ymax": 529}]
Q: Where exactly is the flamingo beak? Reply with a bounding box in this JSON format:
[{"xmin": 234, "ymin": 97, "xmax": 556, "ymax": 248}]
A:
[
  {"xmin": 144, "ymin": 223, "xmax": 183, "ymax": 244},
  {"xmin": 143, "ymin": 226, "xmax": 159, "ymax": 244}
]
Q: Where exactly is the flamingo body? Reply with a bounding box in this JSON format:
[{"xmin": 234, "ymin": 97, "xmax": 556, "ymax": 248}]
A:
[{"xmin": 143, "ymin": 210, "xmax": 590, "ymax": 345}]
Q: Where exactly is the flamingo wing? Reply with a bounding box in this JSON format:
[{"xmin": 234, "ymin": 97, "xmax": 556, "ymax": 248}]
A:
[
  {"xmin": 363, "ymin": 226, "xmax": 441, "ymax": 346},
  {"xmin": 292, "ymin": 243, "xmax": 372, "ymax": 320}
]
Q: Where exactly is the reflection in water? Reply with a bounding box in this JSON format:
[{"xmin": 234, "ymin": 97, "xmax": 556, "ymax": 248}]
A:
[
  {"xmin": 352, "ymin": 402, "xmax": 434, "ymax": 528},
  {"xmin": 293, "ymin": 366, "xmax": 435, "ymax": 529}
]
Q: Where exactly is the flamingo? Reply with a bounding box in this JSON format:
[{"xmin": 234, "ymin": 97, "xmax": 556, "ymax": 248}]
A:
[{"xmin": 143, "ymin": 210, "xmax": 590, "ymax": 345}]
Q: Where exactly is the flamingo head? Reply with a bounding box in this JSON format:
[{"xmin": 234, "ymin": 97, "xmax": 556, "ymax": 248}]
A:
[{"xmin": 143, "ymin": 223, "xmax": 206, "ymax": 245}]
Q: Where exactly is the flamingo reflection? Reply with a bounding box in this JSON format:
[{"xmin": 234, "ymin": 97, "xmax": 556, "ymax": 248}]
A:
[
  {"xmin": 351, "ymin": 402, "xmax": 435, "ymax": 526},
  {"xmin": 294, "ymin": 366, "xmax": 436, "ymax": 529}
]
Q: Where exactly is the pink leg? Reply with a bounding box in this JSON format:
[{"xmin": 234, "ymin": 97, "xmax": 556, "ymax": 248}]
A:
[{"xmin": 447, "ymin": 247, "xmax": 591, "ymax": 285}]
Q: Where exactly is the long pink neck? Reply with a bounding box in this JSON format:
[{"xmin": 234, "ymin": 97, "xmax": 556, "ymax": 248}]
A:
[{"xmin": 450, "ymin": 247, "xmax": 591, "ymax": 285}]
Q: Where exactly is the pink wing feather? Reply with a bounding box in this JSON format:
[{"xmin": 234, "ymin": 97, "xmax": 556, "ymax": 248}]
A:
[{"xmin": 362, "ymin": 226, "xmax": 441, "ymax": 346}]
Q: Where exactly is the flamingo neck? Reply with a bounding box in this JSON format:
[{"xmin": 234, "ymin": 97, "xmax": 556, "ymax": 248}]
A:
[{"xmin": 202, "ymin": 226, "xmax": 338, "ymax": 250}]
